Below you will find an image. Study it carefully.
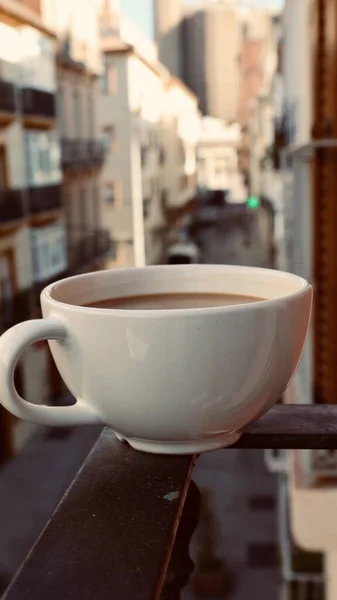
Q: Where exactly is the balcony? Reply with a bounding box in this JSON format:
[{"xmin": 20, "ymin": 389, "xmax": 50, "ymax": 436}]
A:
[
  {"xmin": 87, "ymin": 140, "xmax": 105, "ymax": 165},
  {"xmin": 0, "ymin": 289, "xmax": 32, "ymax": 331},
  {"xmin": 57, "ymin": 35, "xmax": 86, "ymax": 73},
  {"xmin": 21, "ymin": 88, "xmax": 56, "ymax": 120},
  {"xmin": 27, "ymin": 185, "xmax": 62, "ymax": 215},
  {"xmin": 0, "ymin": 80, "xmax": 16, "ymax": 114},
  {"xmin": 61, "ymin": 139, "xmax": 105, "ymax": 170},
  {"xmin": 67, "ymin": 228, "xmax": 111, "ymax": 274},
  {"xmin": 0, "ymin": 189, "xmax": 25, "ymax": 223}
]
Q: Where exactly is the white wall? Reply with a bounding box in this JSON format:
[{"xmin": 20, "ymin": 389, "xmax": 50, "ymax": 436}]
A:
[
  {"xmin": 283, "ymin": 0, "xmax": 312, "ymax": 144},
  {"xmin": 19, "ymin": 26, "xmax": 56, "ymax": 92},
  {"xmin": 42, "ymin": 0, "xmax": 102, "ymax": 74},
  {"xmin": 0, "ymin": 123, "xmax": 27, "ymax": 189}
]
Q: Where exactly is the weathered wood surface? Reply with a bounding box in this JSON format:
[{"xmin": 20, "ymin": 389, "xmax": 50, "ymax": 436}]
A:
[
  {"xmin": 234, "ymin": 404, "xmax": 337, "ymax": 449},
  {"xmin": 5, "ymin": 403, "xmax": 337, "ymax": 600},
  {"xmin": 4, "ymin": 429, "xmax": 195, "ymax": 600}
]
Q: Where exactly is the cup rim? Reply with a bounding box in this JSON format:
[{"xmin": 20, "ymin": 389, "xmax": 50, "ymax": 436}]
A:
[{"xmin": 41, "ymin": 264, "xmax": 312, "ymax": 318}]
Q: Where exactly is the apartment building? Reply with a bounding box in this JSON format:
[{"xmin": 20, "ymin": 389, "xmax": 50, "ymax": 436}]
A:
[
  {"xmin": 197, "ymin": 117, "xmax": 246, "ymax": 202},
  {"xmin": 0, "ymin": 0, "xmax": 110, "ymax": 458},
  {"xmin": 99, "ymin": 7, "xmax": 199, "ymax": 267},
  {"xmin": 0, "ymin": 1, "xmax": 66, "ymax": 454},
  {"xmin": 155, "ymin": 0, "xmax": 240, "ymax": 122},
  {"xmin": 237, "ymin": 7, "xmax": 280, "ymax": 193},
  {"xmin": 154, "ymin": 0, "xmax": 182, "ymax": 79}
]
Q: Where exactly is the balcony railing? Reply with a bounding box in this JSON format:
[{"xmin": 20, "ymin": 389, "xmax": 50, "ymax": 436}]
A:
[
  {"xmin": 87, "ymin": 140, "xmax": 105, "ymax": 165},
  {"xmin": 21, "ymin": 88, "xmax": 56, "ymax": 119},
  {"xmin": 0, "ymin": 80, "xmax": 16, "ymax": 113},
  {"xmin": 27, "ymin": 185, "xmax": 62, "ymax": 214},
  {"xmin": 0, "ymin": 189, "xmax": 25, "ymax": 222},
  {"xmin": 61, "ymin": 139, "xmax": 105, "ymax": 169},
  {"xmin": 67, "ymin": 229, "xmax": 111, "ymax": 274}
]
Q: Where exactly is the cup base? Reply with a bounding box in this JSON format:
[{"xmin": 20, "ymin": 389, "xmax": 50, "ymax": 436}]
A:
[{"xmin": 115, "ymin": 430, "xmax": 242, "ymax": 455}]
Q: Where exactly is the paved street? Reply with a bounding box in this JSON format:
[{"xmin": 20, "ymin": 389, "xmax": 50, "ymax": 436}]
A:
[{"xmin": 183, "ymin": 207, "xmax": 279, "ymax": 600}]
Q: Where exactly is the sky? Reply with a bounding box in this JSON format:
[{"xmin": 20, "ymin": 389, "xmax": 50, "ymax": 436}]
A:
[
  {"xmin": 121, "ymin": 0, "xmax": 154, "ymax": 38},
  {"xmin": 121, "ymin": 0, "xmax": 284, "ymax": 40}
]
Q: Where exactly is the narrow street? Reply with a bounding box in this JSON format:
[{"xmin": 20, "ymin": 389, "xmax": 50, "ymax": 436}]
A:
[{"xmin": 183, "ymin": 207, "xmax": 279, "ymax": 600}]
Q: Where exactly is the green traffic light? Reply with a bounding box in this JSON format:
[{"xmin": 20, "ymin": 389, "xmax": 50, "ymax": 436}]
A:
[{"xmin": 247, "ymin": 196, "xmax": 260, "ymax": 209}]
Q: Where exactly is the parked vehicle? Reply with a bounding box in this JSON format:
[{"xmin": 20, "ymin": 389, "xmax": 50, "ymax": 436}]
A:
[{"xmin": 166, "ymin": 242, "xmax": 200, "ymax": 264}]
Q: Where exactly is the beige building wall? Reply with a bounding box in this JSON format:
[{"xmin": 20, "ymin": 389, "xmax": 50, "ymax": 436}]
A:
[
  {"xmin": 204, "ymin": 7, "xmax": 239, "ymax": 122},
  {"xmin": 35, "ymin": 0, "xmax": 106, "ymax": 253},
  {"xmin": 99, "ymin": 54, "xmax": 134, "ymax": 252},
  {"xmin": 183, "ymin": 3, "xmax": 240, "ymax": 121},
  {"xmin": 154, "ymin": 0, "xmax": 182, "ymax": 79},
  {"xmin": 0, "ymin": 122, "xmax": 27, "ymax": 189},
  {"xmin": 99, "ymin": 33, "xmax": 199, "ymax": 267}
]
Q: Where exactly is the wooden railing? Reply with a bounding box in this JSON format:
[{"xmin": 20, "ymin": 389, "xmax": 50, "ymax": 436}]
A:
[{"xmin": 3, "ymin": 404, "xmax": 337, "ymax": 599}]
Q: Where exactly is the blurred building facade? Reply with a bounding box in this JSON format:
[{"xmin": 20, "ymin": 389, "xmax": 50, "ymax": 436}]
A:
[
  {"xmin": 154, "ymin": 0, "xmax": 240, "ymax": 122},
  {"xmin": 154, "ymin": 0, "xmax": 182, "ymax": 79},
  {"xmin": 99, "ymin": 7, "xmax": 199, "ymax": 268},
  {"xmin": 0, "ymin": 0, "xmax": 110, "ymax": 457},
  {"xmin": 265, "ymin": 1, "xmax": 337, "ymax": 599},
  {"xmin": 197, "ymin": 117, "xmax": 246, "ymax": 202},
  {"xmin": 0, "ymin": 1, "xmax": 64, "ymax": 452}
]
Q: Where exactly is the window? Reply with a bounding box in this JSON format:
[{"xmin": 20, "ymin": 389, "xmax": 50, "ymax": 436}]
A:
[
  {"xmin": 100, "ymin": 60, "xmax": 118, "ymax": 95},
  {"xmin": 103, "ymin": 126, "xmax": 115, "ymax": 151},
  {"xmin": 105, "ymin": 183, "xmax": 115, "ymax": 205},
  {"xmin": 73, "ymin": 90, "xmax": 81, "ymax": 138},
  {"xmin": 107, "ymin": 241, "xmax": 117, "ymax": 260},
  {"xmin": 24, "ymin": 131, "xmax": 61, "ymax": 187},
  {"xmin": 100, "ymin": 61, "xmax": 108, "ymax": 93},
  {"xmin": 38, "ymin": 148, "xmax": 50, "ymax": 173},
  {"xmin": 108, "ymin": 66, "xmax": 118, "ymax": 94},
  {"xmin": 143, "ymin": 198, "xmax": 151, "ymax": 219},
  {"xmin": 141, "ymin": 146, "xmax": 148, "ymax": 168}
]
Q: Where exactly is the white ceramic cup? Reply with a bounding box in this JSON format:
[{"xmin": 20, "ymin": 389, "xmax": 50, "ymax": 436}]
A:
[{"xmin": 0, "ymin": 265, "xmax": 312, "ymax": 455}]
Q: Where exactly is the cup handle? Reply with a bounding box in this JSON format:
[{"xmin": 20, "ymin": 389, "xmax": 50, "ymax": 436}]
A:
[{"xmin": 0, "ymin": 318, "xmax": 102, "ymax": 426}]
